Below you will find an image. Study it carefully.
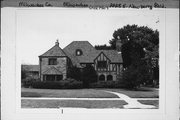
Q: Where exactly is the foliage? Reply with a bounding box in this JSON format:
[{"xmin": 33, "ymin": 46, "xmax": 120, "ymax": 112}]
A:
[
  {"xmin": 82, "ymin": 65, "xmax": 98, "ymax": 88},
  {"xmin": 95, "ymin": 44, "xmax": 113, "ymax": 50},
  {"xmin": 109, "ymin": 24, "xmax": 159, "ymax": 88},
  {"xmin": 22, "ymin": 77, "xmax": 39, "ymax": 88},
  {"xmin": 21, "ymin": 65, "xmax": 28, "ymax": 79},
  {"xmin": 90, "ymin": 81, "xmax": 125, "ymax": 88},
  {"xmin": 121, "ymin": 40, "xmax": 145, "ymax": 68},
  {"xmin": 31, "ymin": 78, "xmax": 83, "ymax": 89},
  {"xmin": 122, "ymin": 62, "xmax": 153, "ymax": 89},
  {"xmin": 67, "ymin": 66, "xmax": 82, "ymax": 81},
  {"xmin": 109, "ymin": 24, "xmax": 159, "ymax": 51}
]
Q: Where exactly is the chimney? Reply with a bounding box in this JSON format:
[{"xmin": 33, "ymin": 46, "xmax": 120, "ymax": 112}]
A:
[
  {"xmin": 55, "ymin": 39, "xmax": 59, "ymax": 46},
  {"xmin": 116, "ymin": 36, "xmax": 122, "ymax": 52}
]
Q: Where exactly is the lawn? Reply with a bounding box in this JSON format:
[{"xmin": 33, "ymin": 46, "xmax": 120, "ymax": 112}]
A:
[
  {"xmin": 21, "ymin": 88, "xmax": 119, "ymax": 98},
  {"xmin": 21, "ymin": 87, "xmax": 159, "ymax": 109},
  {"xmin": 21, "ymin": 87, "xmax": 158, "ymax": 98},
  {"xmin": 102, "ymin": 88, "xmax": 159, "ymax": 98},
  {"xmin": 138, "ymin": 100, "xmax": 159, "ymax": 108},
  {"xmin": 21, "ymin": 99, "xmax": 127, "ymax": 108}
]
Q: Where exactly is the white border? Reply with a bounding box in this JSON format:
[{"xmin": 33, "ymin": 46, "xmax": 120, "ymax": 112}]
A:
[{"xmin": 1, "ymin": 8, "xmax": 179, "ymax": 120}]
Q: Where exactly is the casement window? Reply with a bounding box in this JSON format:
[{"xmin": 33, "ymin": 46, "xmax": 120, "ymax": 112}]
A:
[
  {"xmin": 48, "ymin": 58, "xmax": 57, "ymax": 65},
  {"xmin": 97, "ymin": 61, "xmax": 107, "ymax": 68}
]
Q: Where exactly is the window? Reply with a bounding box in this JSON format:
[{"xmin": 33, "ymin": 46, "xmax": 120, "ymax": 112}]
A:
[
  {"xmin": 97, "ymin": 61, "xmax": 107, "ymax": 68},
  {"xmin": 99, "ymin": 74, "xmax": 105, "ymax": 81},
  {"xmin": 44, "ymin": 75, "xmax": 63, "ymax": 81},
  {"xmin": 107, "ymin": 75, "xmax": 113, "ymax": 81},
  {"xmin": 48, "ymin": 58, "xmax": 57, "ymax": 65},
  {"xmin": 76, "ymin": 49, "xmax": 83, "ymax": 56}
]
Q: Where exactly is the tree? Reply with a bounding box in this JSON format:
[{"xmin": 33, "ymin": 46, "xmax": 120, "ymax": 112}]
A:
[
  {"xmin": 21, "ymin": 65, "xmax": 29, "ymax": 79},
  {"xmin": 67, "ymin": 66, "xmax": 82, "ymax": 81},
  {"xmin": 109, "ymin": 24, "xmax": 159, "ymax": 52},
  {"xmin": 110, "ymin": 24, "xmax": 159, "ymax": 88},
  {"xmin": 82, "ymin": 65, "xmax": 98, "ymax": 88},
  {"xmin": 95, "ymin": 44, "xmax": 113, "ymax": 50},
  {"xmin": 121, "ymin": 40, "xmax": 145, "ymax": 68}
]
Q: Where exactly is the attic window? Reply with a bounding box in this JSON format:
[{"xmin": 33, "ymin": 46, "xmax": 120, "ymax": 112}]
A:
[
  {"xmin": 76, "ymin": 49, "xmax": 83, "ymax": 56},
  {"xmin": 48, "ymin": 58, "xmax": 57, "ymax": 65}
]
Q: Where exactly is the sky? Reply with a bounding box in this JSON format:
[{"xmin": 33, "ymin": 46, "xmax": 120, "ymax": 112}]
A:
[{"xmin": 17, "ymin": 8, "xmax": 162, "ymax": 64}]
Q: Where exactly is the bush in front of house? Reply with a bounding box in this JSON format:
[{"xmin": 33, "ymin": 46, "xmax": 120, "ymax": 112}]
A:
[
  {"xmin": 89, "ymin": 81, "xmax": 125, "ymax": 88},
  {"xmin": 31, "ymin": 78, "xmax": 83, "ymax": 89},
  {"xmin": 122, "ymin": 64, "xmax": 153, "ymax": 89},
  {"xmin": 82, "ymin": 65, "xmax": 98, "ymax": 88},
  {"xmin": 67, "ymin": 66, "xmax": 82, "ymax": 81},
  {"xmin": 21, "ymin": 77, "xmax": 39, "ymax": 88}
]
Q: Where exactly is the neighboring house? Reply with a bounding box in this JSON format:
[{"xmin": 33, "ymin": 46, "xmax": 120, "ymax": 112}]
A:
[
  {"xmin": 22, "ymin": 65, "xmax": 39, "ymax": 79},
  {"xmin": 38, "ymin": 40, "xmax": 123, "ymax": 82}
]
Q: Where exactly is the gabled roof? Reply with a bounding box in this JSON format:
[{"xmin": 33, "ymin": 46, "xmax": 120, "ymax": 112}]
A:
[
  {"xmin": 42, "ymin": 67, "xmax": 62, "ymax": 75},
  {"xmin": 22, "ymin": 65, "xmax": 39, "ymax": 72},
  {"xmin": 63, "ymin": 49, "xmax": 81, "ymax": 67},
  {"xmin": 63, "ymin": 41, "xmax": 123, "ymax": 65},
  {"xmin": 39, "ymin": 41, "xmax": 67, "ymax": 57},
  {"xmin": 99, "ymin": 50, "xmax": 123, "ymax": 63},
  {"xmin": 63, "ymin": 41, "xmax": 97, "ymax": 64}
]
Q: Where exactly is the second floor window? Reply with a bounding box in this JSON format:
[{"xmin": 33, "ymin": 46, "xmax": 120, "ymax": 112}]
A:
[
  {"xmin": 48, "ymin": 58, "xmax": 57, "ymax": 65},
  {"xmin": 97, "ymin": 61, "xmax": 107, "ymax": 68}
]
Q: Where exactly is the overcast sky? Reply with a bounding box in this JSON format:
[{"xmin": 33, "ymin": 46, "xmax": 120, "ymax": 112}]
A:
[{"xmin": 17, "ymin": 8, "xmax": 162, "ymax": 64}]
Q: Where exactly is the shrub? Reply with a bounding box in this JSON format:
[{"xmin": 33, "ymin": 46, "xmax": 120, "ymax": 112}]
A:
[
  {"xmin": 89, "ymin": 81, "xmax": 125, "ymax": 88},
  {"xmin": 31, "ymin": 78, "xmax": 83, "ymax": 89},
  {"xmin": 82, "ymin": 65, "xmax": 98, "ymax": 88},
  {"xmin": 122, "ymin": 64, "xmax": 153, "ymax": 89},
  {"xmin": 21, "ymin": 77, "xmax": 39, "ymax": 88},
  {"xmin": 67, "ymin": 66, "xmax": 82, "ymax": 81}
]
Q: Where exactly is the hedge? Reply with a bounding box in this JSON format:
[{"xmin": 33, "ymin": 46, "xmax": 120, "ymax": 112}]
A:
[
  {"xmin": 31, "ymin": 79, "xmax": 83, "ymax": 89},
  {"xmin": 89, "ymin": 81, "xmax": 125, "ymax": 88}
]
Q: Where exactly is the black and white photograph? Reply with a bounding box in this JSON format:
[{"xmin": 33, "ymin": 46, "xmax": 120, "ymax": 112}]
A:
[
  {"xmin": 18, "ymin": 9, "xmax": 160, "ymax": 109},
  {"xmin": 1, "ymin": 1, "xmax": 179, "ymax": 120}
]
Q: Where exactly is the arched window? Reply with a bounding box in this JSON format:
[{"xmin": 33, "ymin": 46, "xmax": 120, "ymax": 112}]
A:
[
  {"xmin": 107, "ymin": 75, "xmax": 113, "ymax": 81},
  {"xmin": 99, "ymin": 74, "xmax": 105, "ymax": 81},
  {"xmin": 76, "ymin": 49, "xmax": 83, "ymax": 56}
]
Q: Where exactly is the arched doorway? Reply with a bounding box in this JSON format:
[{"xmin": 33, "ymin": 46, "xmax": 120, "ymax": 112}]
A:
[
  {"xmin": 107, "ymin": 75, "xmax": 113, "ymax": 81},
  {"xmin": 99, "ymin": 74, "xmax": 105, "ymax": 81}
]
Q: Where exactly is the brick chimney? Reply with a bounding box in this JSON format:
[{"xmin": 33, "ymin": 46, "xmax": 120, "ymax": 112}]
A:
[
  {"xmin": 116, "ymin": 36, "xmax": 122, "ymax": 52},
  {"xmin": 55, "ymin": 39, "xmax": 59, "ymax": 46}
]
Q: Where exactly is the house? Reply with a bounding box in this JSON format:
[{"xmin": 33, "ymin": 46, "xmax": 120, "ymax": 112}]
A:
[
  {"xmin": 38, "ymin": 40, "xmax": 123, "ymax": 82},
  {"xmin": 21, "ymin": 65, "xmax": 39, "ymax": 79}
]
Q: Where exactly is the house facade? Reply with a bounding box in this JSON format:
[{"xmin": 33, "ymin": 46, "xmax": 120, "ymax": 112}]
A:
[{"xmin": 39, "ymin": 40, "xmax": 123, "ymax": 82}]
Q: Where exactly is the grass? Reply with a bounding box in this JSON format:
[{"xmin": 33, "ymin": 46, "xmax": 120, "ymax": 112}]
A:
[
  {"xmin": 138, "ymin": 100, "xmax": 159, "ymax": 108},
  {"xmin": 21, "ymin": 88, "xmax": 119, "ymax": 98},
  {"xmin": 21, "ymin": 99, "xmax": 127, "ymax": 108},
  {"xmin": 101, "ymin": 88, "xmax": 159, "ymax": 98},
  {"xmin": 21, "ymin": 87, "xmax": 159, "ymax": 109},
  {"xmin": 22, "ymin": 87, "xmax": 158, "ymax": 98}
]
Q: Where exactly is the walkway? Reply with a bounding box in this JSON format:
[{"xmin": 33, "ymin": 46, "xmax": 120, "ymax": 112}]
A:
[
  {"xmin": 21, "ymin": 90, "xmax": 158, "ymax": 109},
  {"xmin": 21, "ymin": 97, "xmax": 158, "ymax": 101},
  {"xmin": 103, "ymin": 90, "xmax": 156, "ymax": 109}
]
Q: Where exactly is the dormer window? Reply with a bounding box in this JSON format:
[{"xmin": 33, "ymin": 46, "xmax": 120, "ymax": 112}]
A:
[
  {"xmin": 76, "ymin": 49, "xmax": 83, "ymax": 56},
  {"xmin": 48, "ymin": 58, "xmax": 57, "ymax": 65}
]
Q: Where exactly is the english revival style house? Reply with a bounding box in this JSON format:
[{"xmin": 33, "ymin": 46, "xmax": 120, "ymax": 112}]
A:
[
  {"xmin": 22, "ymin": 40, "xmax": 123, "ymax": 82},
  {"xmin": 38, "ymin": 40, "xmax": 123, "ymax": 82}
]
